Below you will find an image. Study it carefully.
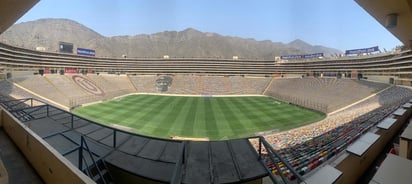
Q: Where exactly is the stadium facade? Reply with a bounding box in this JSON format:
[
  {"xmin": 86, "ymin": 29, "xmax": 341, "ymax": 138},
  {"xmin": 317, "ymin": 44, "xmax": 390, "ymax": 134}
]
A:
[{"xmin": 1, "ymin": 0, "xmax": 412, "ymax": 184}]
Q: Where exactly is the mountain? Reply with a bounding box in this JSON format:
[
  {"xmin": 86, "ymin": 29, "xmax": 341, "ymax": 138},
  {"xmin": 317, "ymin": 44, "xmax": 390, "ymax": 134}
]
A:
[
  {"xmin": 287, "ymin": 39, "xmax": 341, "ymax": 57},
  {"xmin": 0, "ymin": 18, "xmax": 342, "ymax": 59}
]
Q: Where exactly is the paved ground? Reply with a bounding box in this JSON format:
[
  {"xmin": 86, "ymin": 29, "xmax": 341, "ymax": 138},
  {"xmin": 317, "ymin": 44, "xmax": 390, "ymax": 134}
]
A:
[{"xmin": 0, "ymin": 128, "xmax": 44, "ymax": 184}]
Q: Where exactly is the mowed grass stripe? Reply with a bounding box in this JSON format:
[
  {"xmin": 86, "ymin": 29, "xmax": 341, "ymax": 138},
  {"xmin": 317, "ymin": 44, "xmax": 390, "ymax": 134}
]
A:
[
  {"xmin": 204, "ymin": 98, "xmax": 219, "ymax": 138},
  {"xmin": 95, "ymin": 95, "xmax": 167, "ymax": 129},
  {"xmin": 276, "ymin": 106, "xmax": 323, "ymax": 130},
  {"xmin": 236, "ymin": 97, "xmax": 276, "ymax": 128},
  {"xmin": 228, "ymin": 97, "xmax": 271, "ymax": 131},
  {"xmin": 137, "ymin": 96, "xmax": 176, "ymax": 130},
  {"xmin": 216, "ymin": 98, "xmax": 247, "ymax": 136},
  {"xmin": 136, "ymin": 96, "xmax": 177, "ymax": 134},
  {"xmin": 113, "ymin": 95, "xmax": 167, "ymax": 128},
  {"xmin": 151, "ymin": 97, "xmax": 189, "ymax": 137},
  {"xmin": 168, "ymin": 97, "xmax": 193, "ymax": 136},
  {"xmin": 114, "ymin": 96, "xmax": 163, "ymax": 128},
  {"xmin": 180, "ymin": 97, "xmax": 197, "ymax": 137},
  {"xmin": 241, "ymin": 97, "xmax": 289, "ymax": 129},
  {"xmin": 100, "ymin": 96, "xmax": 158, "ymax": 124},
  {"xmin": 213, "ymin": 98, "xmax": 236, "ymax": 138},
  {"xmin": 240, "ymin": 97, "xmax": 296, "ymax": 130},
  {"xmin": 72, "ymin": 95, "xmax": 325, "ymax": 140},
  {"xmin": 193, "ymin": 98, "xmax": 206, "ymax": 137},
  {"xmin": 73, "ymin": 94, "xmax": 158, "ymax": 125}
]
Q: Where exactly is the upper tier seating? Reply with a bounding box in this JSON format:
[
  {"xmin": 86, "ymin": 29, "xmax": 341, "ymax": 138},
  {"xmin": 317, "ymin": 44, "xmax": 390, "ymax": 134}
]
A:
[{"xmin": 264, "ymin": 78, "xmax": 389, "ymax": 113}]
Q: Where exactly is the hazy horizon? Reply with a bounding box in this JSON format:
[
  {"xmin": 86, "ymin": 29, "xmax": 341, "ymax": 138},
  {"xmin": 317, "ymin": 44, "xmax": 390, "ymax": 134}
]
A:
[{"xmin": 16, "ymin": 0, "xmax": 402, "ymax": 51}]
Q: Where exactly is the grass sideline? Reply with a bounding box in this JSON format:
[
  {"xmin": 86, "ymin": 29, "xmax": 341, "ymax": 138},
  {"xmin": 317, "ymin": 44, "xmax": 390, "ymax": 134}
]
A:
[{"xmin": 72, "ymin": 95, "xmax": 325, "ymax": 140}]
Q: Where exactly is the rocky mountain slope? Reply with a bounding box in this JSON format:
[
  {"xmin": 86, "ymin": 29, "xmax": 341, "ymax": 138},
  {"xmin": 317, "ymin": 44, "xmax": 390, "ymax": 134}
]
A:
[{"xmin": 0, "ymin": 18, "xmax": 342, "ymax": 59}]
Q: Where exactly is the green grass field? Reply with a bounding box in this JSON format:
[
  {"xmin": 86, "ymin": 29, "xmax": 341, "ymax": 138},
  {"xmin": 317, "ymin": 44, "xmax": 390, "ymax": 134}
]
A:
[{"xmin": 72, "ymin": 95, "xmax": 325, "ymax": 140}]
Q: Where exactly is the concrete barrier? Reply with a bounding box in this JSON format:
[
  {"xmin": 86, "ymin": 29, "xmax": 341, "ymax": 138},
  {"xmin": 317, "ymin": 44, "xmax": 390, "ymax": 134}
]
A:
[{"xmin": 0, "ymin": 109, "xmax": 94, "ymax": 184}]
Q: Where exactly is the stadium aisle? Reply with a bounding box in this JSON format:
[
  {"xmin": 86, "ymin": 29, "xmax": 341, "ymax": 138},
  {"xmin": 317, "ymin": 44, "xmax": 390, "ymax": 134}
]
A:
[{"xmin": 0, "ymin": 128, "xmax": 44, "ymax": 184}]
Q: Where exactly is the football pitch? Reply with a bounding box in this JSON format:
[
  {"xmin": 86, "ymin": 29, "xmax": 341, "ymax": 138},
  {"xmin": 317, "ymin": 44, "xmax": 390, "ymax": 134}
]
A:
[{"xmin": 72, "ymin": 95, "xmax": 325, "ymax": 140}]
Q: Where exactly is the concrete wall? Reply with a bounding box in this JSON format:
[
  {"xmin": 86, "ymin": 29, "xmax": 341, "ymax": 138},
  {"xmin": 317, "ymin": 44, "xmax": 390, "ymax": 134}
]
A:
[
  {"xmin": 334, "ymin": 132, "xmax": 384, "ymax": 184},
  {"xmin": 9, "ymin": 71, "xmax": 37, "ymax": 79},
  {"xmin": 0, "ymin": 108, "xmax": 6, "ymax": 184},
  {"xmin": 0, "ymin": 108, "xmax": 2, "ymax": 127},
  {"xmin": 0, "ymin": 108, "xmax": 9, "ymax": 184},
  {"xmin": 399, "ymin": 138, "xmax": 412, "ymax": 159},
  {"xmin": 108, "ymin": 164, "xmax": 161, "ymax": 184},
  {"xmin": 364, "ymin": 75, "xmax": 394, "ymax": 84},
  {"xmin": 396, "ymin": 79, "xmax": 412, "ymax": 86},
  {"xmin": 108, "ymin": 163, "xmax": 263, "ymax": 184},
  {"xmin": 0, "ymin": 109, "xmax": 95, "ymax": 184},
  {"xmin": 282, "ymin": 74, "xmax": 304, "ymax": 78},
  {"xmin": 0, "ymin": 157, "xmax": 8, "ymax": 184},
  {"xmin": 399, "ymin": 120, "xmax": 412, "ymax": 159},
  {"xmin": 335, "ymin": 107, "xmax": 412, "ymax": 184}
]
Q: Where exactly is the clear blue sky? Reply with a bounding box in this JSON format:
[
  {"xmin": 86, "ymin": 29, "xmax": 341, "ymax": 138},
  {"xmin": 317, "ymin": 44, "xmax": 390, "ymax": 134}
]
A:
[{"xmin": 17, "ymin": 0, "xmax": 401, "ymax": 51}]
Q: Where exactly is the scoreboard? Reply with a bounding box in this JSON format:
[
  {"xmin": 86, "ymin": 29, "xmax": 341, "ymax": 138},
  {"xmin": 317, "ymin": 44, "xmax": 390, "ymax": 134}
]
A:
[{"xmin": 59, "ymin": 41, "xmax": 73, "ymax": 53}]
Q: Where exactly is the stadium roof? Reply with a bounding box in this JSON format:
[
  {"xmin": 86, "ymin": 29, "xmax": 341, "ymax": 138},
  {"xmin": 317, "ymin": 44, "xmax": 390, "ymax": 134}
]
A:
[
  {"xmin": 0, "ymin": 0, "xmax": 39, "ymax": 34},
  {"xmin": 356, "ymin": 0, "xmax": 412, "ymax": 48}
]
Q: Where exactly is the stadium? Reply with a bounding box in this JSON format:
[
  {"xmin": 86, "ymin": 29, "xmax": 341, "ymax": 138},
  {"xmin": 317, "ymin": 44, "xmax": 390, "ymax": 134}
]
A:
[{"xmin": 1, "ymin": 1, "xmax": 412, "ymax": 184}]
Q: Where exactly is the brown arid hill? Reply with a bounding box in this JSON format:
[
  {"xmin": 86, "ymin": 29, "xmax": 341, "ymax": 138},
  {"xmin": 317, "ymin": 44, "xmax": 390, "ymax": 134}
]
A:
[{"xmin": 0, "ymin": 18, "xmax": 342, "ymax": 59}]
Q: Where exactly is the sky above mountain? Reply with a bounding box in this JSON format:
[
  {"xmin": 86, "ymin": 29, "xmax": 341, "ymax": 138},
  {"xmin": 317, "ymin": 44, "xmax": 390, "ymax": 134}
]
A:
[{"xmin": 16, "ymin": 0, "xmax": 402, "ymax": 51}]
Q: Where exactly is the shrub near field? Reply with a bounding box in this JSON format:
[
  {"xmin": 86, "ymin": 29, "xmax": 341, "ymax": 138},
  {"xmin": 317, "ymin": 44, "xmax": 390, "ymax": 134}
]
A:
[{"xmin": 72, "ymin": 95, "xmax": 325, "ymax": 140}]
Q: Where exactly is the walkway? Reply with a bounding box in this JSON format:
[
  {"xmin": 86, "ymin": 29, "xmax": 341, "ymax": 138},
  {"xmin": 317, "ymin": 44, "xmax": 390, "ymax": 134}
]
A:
[{"xmin": 0, "ymin": 128, "xmax": 44, "ymax": 184}]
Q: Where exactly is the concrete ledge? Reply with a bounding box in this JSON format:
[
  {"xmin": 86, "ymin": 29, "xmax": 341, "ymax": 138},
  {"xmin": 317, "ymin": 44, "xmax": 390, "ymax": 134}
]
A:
[
  {"xmin": 0, "ymin": 155, "xmax": 8, "ymax": 184},
  {"xmin": 1, "ymin": 109, "xmax": 94, "ymax": 184}
]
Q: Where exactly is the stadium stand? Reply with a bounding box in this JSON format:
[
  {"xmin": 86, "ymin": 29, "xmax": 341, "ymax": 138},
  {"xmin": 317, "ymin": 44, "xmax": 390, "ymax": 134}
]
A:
[
  {"xmin": 264, "ymin": 78, "xmax": 389, "ymax": 113},
  {"xmin": 243, "ymin": 76, "xmax": 272, "ymax": 94},
  {"xmin": 11, "ymin": 75, "xmax": 70, "ymax": 107},
  {"xmin": 11, "ymin": 73, "xmax": 390, "ymax": 114},
  {"xmin": 255, "ymin": 86, "xmax": 412, "ymax": 179},
  {"xmin": 45, "ymin": 74, "xmax": 89, "ymax": 99},
  {"xmin": 128, "ymin": 75, "xmax": 159, "ymax": 93},
  {"xmin": 164, "ymin": 75, "xmax": 272, "ymax": 95},
  {"xmin": 1, "ymin": 42, "xmax": 412, "ymax": 183},
  {"xmin": 263, "ymin": 86, "xmax": 411, "ymax": 149},
  {"xmin": 0, "ymin": 80, "xmax": 37, "ymax": 99},
  {"xmin": 166, "ymin": 74, "xmax": 200, "ymax": 94},
  {"xmin": 86, "ymin": 74, "xmax": 135, "ymax": 94},
  {"xmin": 2, "ymin": 69, "xmax": 411, "ymax": 183},
  {"xmin": 4, "ymin": 0, "xmax": 412, "ymax": 183},
  {"xmin": 200, "ymin": 76, "xmax": 231, "ymax": 95}
]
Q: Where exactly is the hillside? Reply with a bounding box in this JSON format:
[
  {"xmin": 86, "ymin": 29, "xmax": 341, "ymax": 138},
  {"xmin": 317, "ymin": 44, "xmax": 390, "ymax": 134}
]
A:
[{"xmin": 0, "ymin": 18, "xmax": 342, "ymax": 59}]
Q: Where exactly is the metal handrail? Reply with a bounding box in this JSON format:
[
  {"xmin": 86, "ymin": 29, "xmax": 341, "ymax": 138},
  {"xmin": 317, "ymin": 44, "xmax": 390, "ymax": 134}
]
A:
[
  {"xmin": 78, "ymin": 136, "xmax": 107, "ymax": 184},
  {"xmin": 250, "ymin": 136, "xmax": 307, "ymax": 184},
  {"xmin": 0, "ymin": 98, "xmax": 32, "ymax": 111},
  {"xmin": 261, "ymin": 137, "xmax": 306, "ymax": 183}
]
